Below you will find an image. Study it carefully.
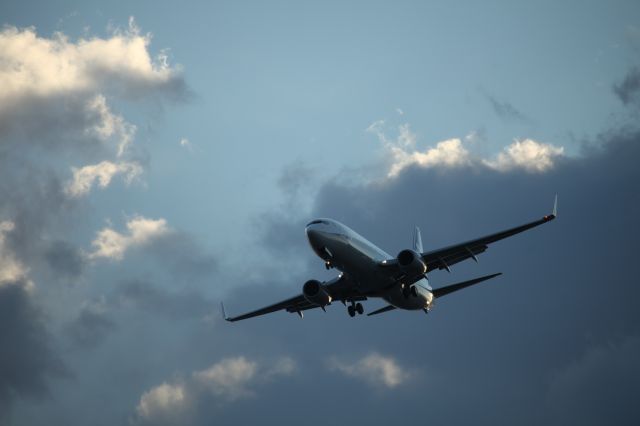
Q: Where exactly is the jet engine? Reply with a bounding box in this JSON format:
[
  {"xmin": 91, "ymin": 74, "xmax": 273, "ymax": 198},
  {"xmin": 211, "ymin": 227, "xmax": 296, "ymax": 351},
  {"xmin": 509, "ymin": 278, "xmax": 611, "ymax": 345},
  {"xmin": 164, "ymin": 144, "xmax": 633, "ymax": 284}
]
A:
[
  {"xmin": 302, "ymin": 279, "xmax": 332, "ymax": 307},
  {"xmin": 396, "ymin": 249, "xmax": 427, "ymax": 277}
]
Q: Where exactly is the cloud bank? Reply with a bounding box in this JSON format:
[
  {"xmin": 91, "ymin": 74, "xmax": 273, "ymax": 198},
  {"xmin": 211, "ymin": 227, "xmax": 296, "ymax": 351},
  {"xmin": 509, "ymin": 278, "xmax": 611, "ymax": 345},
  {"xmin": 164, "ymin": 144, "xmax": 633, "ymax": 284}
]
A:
[{"xmin": 368, "ymin": 121, "xmax": 565, "ymax": 178}]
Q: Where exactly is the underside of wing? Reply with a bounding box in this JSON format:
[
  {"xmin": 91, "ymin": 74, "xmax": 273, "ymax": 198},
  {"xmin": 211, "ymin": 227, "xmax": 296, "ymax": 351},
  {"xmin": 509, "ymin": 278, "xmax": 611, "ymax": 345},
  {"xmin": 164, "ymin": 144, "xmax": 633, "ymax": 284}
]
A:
[
  {"xmin": 378, "ymin": 198, "xmax": 556, "ymax": 275},
  {"xmin": 223, "ymin": 275, "xmax": 365, "ymax": 322},
  {"xmin": 431, "ymin": 272, "xmax": 502, "ymax": 298},
  {"xmin": 422, "ymin": 199, "xmax": 557, "ymax": 272},
  {"xmin": 366, "ymin": 304, "xmax": 397, "ymax": 316}
]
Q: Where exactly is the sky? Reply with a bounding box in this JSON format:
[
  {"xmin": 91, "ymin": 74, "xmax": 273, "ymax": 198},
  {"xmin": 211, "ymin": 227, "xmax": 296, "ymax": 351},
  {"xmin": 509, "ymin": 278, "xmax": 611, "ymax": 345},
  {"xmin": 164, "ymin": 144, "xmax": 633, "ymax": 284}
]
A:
[{"xmin": 0, "ymin": 1, "xmax": 639, "ymax": 425}]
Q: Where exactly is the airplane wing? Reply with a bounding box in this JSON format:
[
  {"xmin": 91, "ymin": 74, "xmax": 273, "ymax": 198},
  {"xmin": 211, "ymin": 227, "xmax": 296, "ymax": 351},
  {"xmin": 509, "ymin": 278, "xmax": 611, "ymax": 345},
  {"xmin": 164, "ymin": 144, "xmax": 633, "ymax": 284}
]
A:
[
  {"xmin": 222, "ymin": 275, "xmax": 366, "ymax": 322},
  {"xmin": 421, "ymin": 196, "xmax": 557, "ymax": 272}
]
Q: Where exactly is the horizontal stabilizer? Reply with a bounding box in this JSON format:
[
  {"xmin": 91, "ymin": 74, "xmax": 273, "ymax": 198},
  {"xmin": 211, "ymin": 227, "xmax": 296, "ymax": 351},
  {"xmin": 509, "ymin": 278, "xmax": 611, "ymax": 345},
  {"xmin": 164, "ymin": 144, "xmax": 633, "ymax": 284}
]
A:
[
  {"xmin": 432, "ymin": 272, "xmax": 502, "ymax": 299},
  {"xmin": 367, "ymin": 304, "xmax": 397, "ymax": 316}
]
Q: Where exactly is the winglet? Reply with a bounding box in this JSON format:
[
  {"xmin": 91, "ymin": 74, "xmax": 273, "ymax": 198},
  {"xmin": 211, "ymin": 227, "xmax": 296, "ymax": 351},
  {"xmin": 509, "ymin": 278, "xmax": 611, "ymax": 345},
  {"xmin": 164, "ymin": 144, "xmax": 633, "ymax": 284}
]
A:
[
  {"xmin": 544, "ymin": 194, "xmax": 558, "ymax": 221},
  {"xmin": 220, "ymin": 302, "xmax": 231, "ymax": 322}
]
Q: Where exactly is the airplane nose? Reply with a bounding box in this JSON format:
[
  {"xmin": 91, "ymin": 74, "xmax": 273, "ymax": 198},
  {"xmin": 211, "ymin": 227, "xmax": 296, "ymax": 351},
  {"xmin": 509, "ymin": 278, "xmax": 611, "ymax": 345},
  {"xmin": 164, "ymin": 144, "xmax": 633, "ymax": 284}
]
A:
[{"xmin": 305, "ymin": 226, "xmax": 321, "ymax": 245}]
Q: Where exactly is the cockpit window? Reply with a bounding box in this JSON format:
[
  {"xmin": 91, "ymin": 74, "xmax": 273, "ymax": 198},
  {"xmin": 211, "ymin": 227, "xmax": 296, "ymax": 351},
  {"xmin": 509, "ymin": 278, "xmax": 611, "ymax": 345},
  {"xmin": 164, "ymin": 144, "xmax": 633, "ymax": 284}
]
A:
[{"xmin": 306, "ymin": 220, "xmax": 329, "ymax": 226}]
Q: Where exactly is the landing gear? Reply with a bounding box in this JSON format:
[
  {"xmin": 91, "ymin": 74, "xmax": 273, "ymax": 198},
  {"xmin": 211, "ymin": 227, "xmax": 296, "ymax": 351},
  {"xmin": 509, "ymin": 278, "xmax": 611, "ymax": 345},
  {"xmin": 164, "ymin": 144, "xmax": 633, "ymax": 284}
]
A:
[
  {"xmin": 325, "ymin": 261, "xmax": 332, "ymax": 270},
  {"xmin": 402, "ymin": 284, "xmax": 418, "ymax": 298},
  {"xmin": 347, "ymin": 301, "xmax": 364, "ymax": 317},
  {"xmin": 402, "ymin": 284, "xmax": 410, "ymax": 298}
]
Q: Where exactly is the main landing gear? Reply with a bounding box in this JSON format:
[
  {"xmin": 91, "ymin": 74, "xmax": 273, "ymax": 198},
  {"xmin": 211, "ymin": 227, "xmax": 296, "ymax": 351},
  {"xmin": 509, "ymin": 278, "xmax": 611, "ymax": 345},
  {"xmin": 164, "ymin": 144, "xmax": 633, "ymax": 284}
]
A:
[
  {"xmin": 347, "ymin": 301, "xmax": 364, "ymax": 317},
  {"xmin": 402, "ymin": 284, "xmax": 418, "ymax": 299}
]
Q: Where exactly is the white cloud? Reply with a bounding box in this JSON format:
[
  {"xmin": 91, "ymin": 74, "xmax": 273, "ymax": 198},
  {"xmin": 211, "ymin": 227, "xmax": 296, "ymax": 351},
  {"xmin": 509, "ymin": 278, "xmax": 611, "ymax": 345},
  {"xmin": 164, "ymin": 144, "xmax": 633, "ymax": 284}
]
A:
[
  {"xmin": 328, "ymin": 353, "xmax": 410, "ymax": 388},
  {"xmin": 0, "ymin": 20, "xmax": 185, "ymax": 170},
  {"xmin": 132, "ymin": 356, "xmax": 296, "ymax": 423},
  {"xmin": 264, "ymin": 356, "xmax": 297, "ymax": 378},
  {"xmin": 388, "ymin": 137, "xmax": 471, "ymax": 177},
  {"xmin": 65, "ymin": 160, "xmax": 142, "ymax": 197},
  {"xmin": 0, "ymin": 19, "xmax": 179, "ymax": 102},
  {"xmin": 193, "ymin": 357, "xmax": 257, "ymax": 400},
  {"xmin": 483, "ymin": 139, "xmax": 565, "ymax": 172},
  {"xmin": 88, "ymin": 216, "xmax": 169, "ymax": 260},
  {"xmin": 369, "ymin": 121, "xmax": 564, "ymax": 178},
  {"xmin": 179, "ymin": 137, "xmax": 192, "ymax": 151},
  {"xmin": 136, "ymin": 382, "xmax": 188, "ymax": 420},
  {"xmin": 0, "ymin": 221, "xmax": 33, "ymax": 290},
  {"xmin": 84, "ymin": 95, "xmax": 137, "ymax": 156}
]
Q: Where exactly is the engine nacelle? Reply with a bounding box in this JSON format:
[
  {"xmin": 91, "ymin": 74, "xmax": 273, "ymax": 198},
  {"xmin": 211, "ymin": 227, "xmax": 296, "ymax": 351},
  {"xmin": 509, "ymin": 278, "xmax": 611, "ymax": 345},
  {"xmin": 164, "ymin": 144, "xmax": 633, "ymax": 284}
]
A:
[
  {"xmin": 302, "ymin": 279, "xmax": 332, "ymax": 307},
  {"xmin": 396, "ymin": 249, "xmax": 427, "ymax": 278}
]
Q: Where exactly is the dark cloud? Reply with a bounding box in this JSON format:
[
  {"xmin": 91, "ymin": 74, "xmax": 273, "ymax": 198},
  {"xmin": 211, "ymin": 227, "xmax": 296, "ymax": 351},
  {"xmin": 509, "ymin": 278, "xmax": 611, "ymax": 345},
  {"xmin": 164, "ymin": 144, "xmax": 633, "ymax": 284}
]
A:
[
  {"xmin": 485, "ymin": 94, "xmax": 531, "ymax": 123},
  {"xmin": 116, "ymin": 279, "xmax": 214, "ymax": 320},
  {"xmin": 0, "ymin": 283, "xmax": 65, "ymax": 417},
  {"xmin": 218, "ymin": 124, "xmax": 640, "ymax": 426},
  {"xmin": 66, "ymin": 306, "xmax": 116, "ymax": 348},
  {"xmin": 0, "ymin": 24, "xmax": 191, "ymax": 420},
  {"xmin": 614, "ymin": 66, "xmax": 640, "ymax": 106},
  {"xmin": 149, "ymin": 232, "xmax": 218, "ymax": 285},
  {"xmin": 277, "ymin": 163, "xmax": 315, "ymax": 200},
  {"xmin": 44, "ymin": 240, "xmax": 85, "ymax": 282}
]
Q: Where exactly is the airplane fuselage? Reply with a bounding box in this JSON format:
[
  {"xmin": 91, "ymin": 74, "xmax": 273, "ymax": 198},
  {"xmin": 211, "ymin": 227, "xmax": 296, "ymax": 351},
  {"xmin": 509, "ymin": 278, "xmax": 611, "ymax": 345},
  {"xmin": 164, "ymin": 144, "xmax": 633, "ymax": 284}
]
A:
[{"xmin": 305, "ymin": 219, "xmax": 434, "ymax": 311}]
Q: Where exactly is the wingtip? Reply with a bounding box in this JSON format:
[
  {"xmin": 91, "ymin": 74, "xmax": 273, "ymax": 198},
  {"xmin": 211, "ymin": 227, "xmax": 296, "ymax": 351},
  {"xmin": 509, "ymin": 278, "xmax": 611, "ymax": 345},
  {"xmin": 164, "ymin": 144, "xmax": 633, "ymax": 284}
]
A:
[
  {"xmin": 220, "ymin": 302, "xmax": 231, "ymax": 322},
  {"xmin": 544, "ymin": 194, "xmax": 558, "ymax": 221}
]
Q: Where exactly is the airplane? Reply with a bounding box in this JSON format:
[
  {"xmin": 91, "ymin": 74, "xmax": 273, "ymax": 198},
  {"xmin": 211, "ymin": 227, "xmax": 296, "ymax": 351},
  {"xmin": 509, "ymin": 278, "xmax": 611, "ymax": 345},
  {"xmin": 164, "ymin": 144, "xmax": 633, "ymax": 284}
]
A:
[{"xmin": 222, "ymin": 196, "xmax": 557, "ymax": 322}]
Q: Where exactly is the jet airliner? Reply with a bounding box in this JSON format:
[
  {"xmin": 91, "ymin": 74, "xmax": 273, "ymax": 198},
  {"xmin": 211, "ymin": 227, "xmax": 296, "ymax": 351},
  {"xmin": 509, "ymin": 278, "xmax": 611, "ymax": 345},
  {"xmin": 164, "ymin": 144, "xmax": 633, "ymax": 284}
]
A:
[{"xmin": 222, "ymin": 197, "xmax": 557, "ymax": 321}]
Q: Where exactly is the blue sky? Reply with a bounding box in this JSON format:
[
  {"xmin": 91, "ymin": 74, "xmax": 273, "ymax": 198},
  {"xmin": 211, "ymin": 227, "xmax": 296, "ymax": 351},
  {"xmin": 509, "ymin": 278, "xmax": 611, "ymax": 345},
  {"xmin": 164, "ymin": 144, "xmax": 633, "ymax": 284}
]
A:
[
  {"xmin": 1, "ymin": 1, "xmax": 639, "ymax": 425},
  {"xmin": 4, "ymin": 0, "xmax": 637, "ymax": 241}
]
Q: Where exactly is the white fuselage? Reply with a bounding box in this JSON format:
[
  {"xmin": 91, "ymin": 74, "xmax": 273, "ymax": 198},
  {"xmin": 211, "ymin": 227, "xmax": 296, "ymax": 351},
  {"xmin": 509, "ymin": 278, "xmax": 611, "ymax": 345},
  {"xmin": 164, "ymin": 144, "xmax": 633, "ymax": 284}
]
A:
[{"xmin": 305, "ymin": 219, "xmax": 433, "ymax": 311}]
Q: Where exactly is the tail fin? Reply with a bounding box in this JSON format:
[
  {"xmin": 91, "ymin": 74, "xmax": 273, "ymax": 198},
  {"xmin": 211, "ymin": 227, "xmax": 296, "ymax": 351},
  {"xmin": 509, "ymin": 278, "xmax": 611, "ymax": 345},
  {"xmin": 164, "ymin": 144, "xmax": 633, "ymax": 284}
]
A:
[{"xmin": 413, "ymin": 226, "xmax": 423, "ymax": 252}]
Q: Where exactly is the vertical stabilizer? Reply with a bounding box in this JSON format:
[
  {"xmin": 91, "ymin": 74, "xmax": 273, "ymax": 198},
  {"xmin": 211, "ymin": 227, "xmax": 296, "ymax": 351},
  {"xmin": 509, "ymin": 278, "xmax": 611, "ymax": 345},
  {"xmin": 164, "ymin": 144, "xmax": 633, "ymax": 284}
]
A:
[{"xmin": 413, "ymin": 226, "xmax": 423, "ymax": 252}]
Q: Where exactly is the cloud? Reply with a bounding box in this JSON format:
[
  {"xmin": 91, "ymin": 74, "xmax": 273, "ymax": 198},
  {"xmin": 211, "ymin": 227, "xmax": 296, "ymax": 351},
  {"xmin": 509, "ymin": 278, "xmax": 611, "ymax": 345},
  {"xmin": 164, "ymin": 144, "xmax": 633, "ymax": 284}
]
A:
[
  {"xmin": 0, "ymin": 18, "xmax": 200, "ymax": 421},
  {"xmin": 132, "ymin": 356, "xmax": 296, "ymax": 425},
  {"xmin": 193, "ymin": 357, "xmax": 258, "ymax": 400},
  {"xmin": 482, "ymin": 138, "xmax": 565, "ymax": 172},
  {"xmin": 88, "ymin": 216, "xmax": 170, "ymax": 261},
  {"xmin": 43, "ymin": 240, "xmax": 85, "ymax": 281},
  {"xmin": 116, "ymin": 279, "xmax": 214, "ymax": 320},
  {"xmin": 0, "ymin": 19, "xmax": 182, "ymax": 102},
  {"xmin": 0, "ymin": 282, "xmax": 65, "ymax": 417},
  {"xmin": 243, "ymin": 104, "xmax": 640, "ymax": 424},
  {"xmin": 0, "ymin": 21, "xmax": 186, "ymax": 158},
  {"xmin": 0, "ymin": 221, "xmax": 32, "ymax": 289},
  {"xmin": 65, "ymin": 160, "xmax": 143, "ymax": 197},
  {"xmin": 388, "ymin": 137, "xmax": 471, "ymax": 177},
  {"xmin": 544, "ymin": 336, "xmax": 640, "ymax": 425},
  {"xmin": 66, "ymin": 297, "xmax": 116, "ymax": 348},
  {"xmin": 485, "ymin": 94, "xmax": 531, "ymax": 122},
  {"xmin": 0, "ymin": 18, "xmax": 187, "ymax": 303},
  {"xmin": 179, "ymin": 137, "xmax": 193, "ymax": 151},
  {"xmin": 369, "ymin": 121, "xmax": 564, "ymax": 177},
  {"xmin": 613, "ymin": 66, "xmax": 640, "ymax": 106},
  {"xmin": 328, "ymin": 353, "xmax": 410, "ymax": 388},
  {"xmin": 136, "ymin": 382, "xmax": 188, "ymax": 422}
]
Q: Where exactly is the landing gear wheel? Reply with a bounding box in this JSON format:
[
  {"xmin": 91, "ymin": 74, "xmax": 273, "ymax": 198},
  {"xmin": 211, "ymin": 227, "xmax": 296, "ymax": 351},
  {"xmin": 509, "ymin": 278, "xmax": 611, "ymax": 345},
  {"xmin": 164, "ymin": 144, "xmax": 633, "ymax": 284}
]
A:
[
  {"xmin": 355, "ymin": 303, "xmax": 364, "ymax": 315},
  {"xmin": 347, "ymin": 305, "xmax": 356, "ymax": 317},
  {"xmin": 402, "ymin": 285, "xmax": 410, "ymax": 299},
  {"xmin": 325, "ymin": 261, "xmax": 331, "ymax": 270},
  {"xmin": 410, "ymin": 286, "xmax": 418, "ymax": 297}
]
